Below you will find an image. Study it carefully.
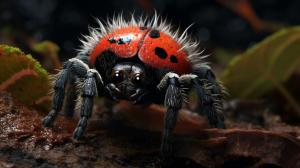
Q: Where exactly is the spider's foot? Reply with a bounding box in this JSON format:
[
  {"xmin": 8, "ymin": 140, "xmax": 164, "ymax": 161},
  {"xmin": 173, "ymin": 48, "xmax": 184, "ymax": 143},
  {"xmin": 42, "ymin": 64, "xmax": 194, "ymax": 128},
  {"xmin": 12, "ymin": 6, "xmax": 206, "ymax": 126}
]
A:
[
  {"xmin": 42, "ymin": 116, "xmax": 52, "ymax": 127},
  {"xmin": 42, "ymin": 110, "xmax": 57, "ymax": 127},
  {"xmin": 73, "ymin": 127, "xmax": 84, "ymax": 140},
  {"xmin": 160, "ymin": 140, "xmax": 174, "ymax": 167}
]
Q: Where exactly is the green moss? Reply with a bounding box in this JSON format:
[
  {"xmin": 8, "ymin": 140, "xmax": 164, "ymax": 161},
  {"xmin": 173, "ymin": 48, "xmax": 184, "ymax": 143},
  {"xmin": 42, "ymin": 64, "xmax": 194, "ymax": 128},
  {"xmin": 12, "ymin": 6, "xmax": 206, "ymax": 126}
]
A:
[
  {"xmin": 0, "ymin": 45, "xmax": 23, "ymax": 56},
  {"xmin": 26, "ymin": 54, "xmax": 49, "ymax": 79},
  {"xmin": 0, "ymin": 45, "xmax": 52, "ymax": 111}
]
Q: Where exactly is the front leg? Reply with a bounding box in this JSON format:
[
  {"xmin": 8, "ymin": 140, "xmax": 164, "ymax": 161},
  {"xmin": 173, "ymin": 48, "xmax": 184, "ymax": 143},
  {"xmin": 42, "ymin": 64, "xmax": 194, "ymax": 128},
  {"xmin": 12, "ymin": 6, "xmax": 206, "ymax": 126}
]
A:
[
  {"xmin": 193, "ymin": 66, "xmax": 226, "ymax": 128},
  {"xmin": 158, "ymin": 73, "xmax": 183, "ymax": 163},
  {"xmin": 43, "ymin": 58, "xmax": 89, "ymax": 127},
  {"xmin": 73, "ymin": 69, "xmax": 102, "ymax": 140}
]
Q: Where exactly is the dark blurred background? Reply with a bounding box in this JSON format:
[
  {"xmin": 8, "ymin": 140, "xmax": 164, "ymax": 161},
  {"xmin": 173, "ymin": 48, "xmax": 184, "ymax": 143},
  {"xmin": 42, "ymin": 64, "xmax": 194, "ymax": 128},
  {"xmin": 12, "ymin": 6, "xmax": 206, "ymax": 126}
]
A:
[
  {"xmin": 1, "ymin": 0, "xmax": 300, "ymax": 61},
  {"xmin": 1, "ymin": 0, "xmax": 300, "ymax": 138}
]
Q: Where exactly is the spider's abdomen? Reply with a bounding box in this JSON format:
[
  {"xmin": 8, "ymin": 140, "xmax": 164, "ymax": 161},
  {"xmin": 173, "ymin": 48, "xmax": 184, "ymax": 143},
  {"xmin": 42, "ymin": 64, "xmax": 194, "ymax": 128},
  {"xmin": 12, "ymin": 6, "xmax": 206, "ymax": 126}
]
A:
[
  {"xmin": 89, "ymin": 26, "xmax": 192, "ymax": 75},
  {"xmin": 139, "ymin": 29, "xmax": 192, "ymax": 74},
  {"xmin": 90, "ymin": 26, "xmax": 148, "ymax": 64}
]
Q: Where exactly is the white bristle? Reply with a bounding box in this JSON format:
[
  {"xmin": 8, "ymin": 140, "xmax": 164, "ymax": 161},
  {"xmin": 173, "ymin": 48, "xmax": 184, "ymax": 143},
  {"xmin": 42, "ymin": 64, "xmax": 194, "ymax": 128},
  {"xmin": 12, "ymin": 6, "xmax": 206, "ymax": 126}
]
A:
[{"xmin": 78, "ymin": 13, "xmax": 207, "ymax": 70}]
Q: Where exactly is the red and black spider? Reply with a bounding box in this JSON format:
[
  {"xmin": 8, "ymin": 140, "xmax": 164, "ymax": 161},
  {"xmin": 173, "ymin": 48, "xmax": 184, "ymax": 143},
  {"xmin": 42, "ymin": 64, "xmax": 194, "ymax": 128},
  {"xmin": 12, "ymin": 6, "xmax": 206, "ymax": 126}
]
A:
[{"xmin": 42, "ymin": 14, "xmax": 226, "ymax": 161}]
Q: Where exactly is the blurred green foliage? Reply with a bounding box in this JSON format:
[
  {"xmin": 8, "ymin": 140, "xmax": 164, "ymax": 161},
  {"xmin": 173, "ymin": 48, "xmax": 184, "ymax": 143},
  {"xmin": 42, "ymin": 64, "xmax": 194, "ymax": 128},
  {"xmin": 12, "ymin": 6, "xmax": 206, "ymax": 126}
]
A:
[
  {"xmin": 32, "ymin": 40, "xmax": 61, "ymax": 71},
  {"xmin": 0, "ymin": 45, "xmax": 51, "ymax": 110},
  {"xmin": 214, "ymin": 48, "xmax": 238, "ymax": 66},
  {"xmin": 221, "ymin": 27, "xmax": 300, "ymax": 116},
  {"xmin": 32, "ymin": 40, "xmax": 60, "ymax": 58},
  {"xmin": 221, "ymin": 27, "xmax": 300, "ymax": 98}
]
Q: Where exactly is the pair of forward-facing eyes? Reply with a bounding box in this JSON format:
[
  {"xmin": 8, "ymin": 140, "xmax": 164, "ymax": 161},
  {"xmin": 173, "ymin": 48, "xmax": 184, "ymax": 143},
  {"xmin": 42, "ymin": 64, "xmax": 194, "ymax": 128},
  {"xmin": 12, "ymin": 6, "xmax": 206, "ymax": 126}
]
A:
[{"xmin": 112, "ymin": 70, "xmax": 145, "ymax": 84}]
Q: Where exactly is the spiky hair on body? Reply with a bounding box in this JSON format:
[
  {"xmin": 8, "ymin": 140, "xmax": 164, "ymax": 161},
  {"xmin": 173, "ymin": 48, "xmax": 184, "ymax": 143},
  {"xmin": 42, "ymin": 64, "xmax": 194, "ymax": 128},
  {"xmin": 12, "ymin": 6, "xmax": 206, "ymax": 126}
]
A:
[{"xmin": 78, "ymin": 13, "xmax": 208, "ymax": 71}]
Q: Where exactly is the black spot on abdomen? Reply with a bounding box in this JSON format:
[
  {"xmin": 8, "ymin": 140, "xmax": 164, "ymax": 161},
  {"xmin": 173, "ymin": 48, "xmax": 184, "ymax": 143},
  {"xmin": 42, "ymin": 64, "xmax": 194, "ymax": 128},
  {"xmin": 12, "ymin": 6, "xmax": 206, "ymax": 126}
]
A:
[
  {"xmin": 170, "ymin": 55, "xmax": 178, "ymax": 63},
  {"xmin": 155, "ymin": 47, "xmax": 167, "ymax": 59},
  {"xmin": 108, "ymin": 38, "xmax": 116, "ymax": 43},
  {"xmin": 149, "ymin": 30, "xmax": 160, "ymax": 38},
  {"xmin": 117, "ymin": 38, "xmax": 126, "ymax": 44}
]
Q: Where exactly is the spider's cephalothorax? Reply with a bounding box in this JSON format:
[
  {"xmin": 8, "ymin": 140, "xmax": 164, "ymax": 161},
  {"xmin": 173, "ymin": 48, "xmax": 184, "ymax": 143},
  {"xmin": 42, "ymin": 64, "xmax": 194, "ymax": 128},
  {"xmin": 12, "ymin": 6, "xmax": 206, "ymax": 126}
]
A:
[{"xmin": 42, "ymin": 14, "xmax": 226, "ymax": 161}]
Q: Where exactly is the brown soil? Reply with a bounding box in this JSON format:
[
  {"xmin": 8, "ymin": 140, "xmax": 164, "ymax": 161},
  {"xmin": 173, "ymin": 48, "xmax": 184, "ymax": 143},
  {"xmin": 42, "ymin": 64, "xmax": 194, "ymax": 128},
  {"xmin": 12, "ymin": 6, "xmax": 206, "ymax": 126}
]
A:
[{"xmin": 0, "ymin": 91, "xmax": 300, "ymax": 168}]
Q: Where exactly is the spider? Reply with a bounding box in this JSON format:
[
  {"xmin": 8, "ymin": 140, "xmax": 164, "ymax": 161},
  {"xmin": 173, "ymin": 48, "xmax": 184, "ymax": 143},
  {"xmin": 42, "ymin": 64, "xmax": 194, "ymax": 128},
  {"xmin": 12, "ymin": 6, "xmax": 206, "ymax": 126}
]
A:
[{"xmin": 42, "ymin": 14, "xmax": 226, "ymax": 161}]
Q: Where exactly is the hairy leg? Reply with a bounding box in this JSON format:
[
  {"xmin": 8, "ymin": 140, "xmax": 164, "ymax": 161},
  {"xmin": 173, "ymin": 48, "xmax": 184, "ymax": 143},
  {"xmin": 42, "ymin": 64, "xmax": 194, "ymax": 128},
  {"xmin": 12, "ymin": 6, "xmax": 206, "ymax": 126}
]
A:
[
  {"xmin": 62, "ymin": 75, "xmax": 78, "ymax": 117},
  {"xmin": 177, "ymin": 68, "xmax": 225, "ymax": 128},
  {"xmin": 157, "ymin": 70, "xmax": 226, "ymax": 163},
  {"xmin": 158, "ymin": 73, "xmax": 183, "ymax": 163},
  {"xmin": 42, "ymin": 57, "xmax": 90, "ymax": 127},
  {"xmin": 193, "ymin": 66, "xmax": 226, "ymax": 128},
  {"xmin": 73, "ymin": 69, "xmax": 102, "ymax": 140}
]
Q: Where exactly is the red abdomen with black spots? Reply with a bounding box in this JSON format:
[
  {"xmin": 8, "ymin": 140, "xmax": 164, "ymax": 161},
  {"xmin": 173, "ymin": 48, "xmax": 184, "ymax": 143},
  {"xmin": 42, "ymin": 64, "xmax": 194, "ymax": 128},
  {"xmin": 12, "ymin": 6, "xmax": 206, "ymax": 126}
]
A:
[{"xmin": 89, "ymin": 26, "xmax": 192, "ymax": 74}]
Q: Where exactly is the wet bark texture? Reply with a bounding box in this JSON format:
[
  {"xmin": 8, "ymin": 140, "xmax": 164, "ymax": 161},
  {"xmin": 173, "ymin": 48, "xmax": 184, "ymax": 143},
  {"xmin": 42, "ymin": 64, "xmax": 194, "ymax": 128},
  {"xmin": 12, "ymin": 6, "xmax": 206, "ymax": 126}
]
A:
[{"xmin": 0, "ymin": 92, "xmax": 300, "ymax": 168}]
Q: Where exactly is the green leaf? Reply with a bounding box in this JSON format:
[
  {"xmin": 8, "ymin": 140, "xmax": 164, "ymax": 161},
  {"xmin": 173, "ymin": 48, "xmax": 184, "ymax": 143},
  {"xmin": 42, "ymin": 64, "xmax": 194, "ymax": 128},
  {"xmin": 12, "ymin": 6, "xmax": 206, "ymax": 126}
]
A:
[
  {"xmin": 32, "ymin": 40, "xmax": 60, "ymax": 57},
  {"xmin": 0, "ymin": 45, "xmax": 51, "ymax": 110},
  {"xmin": 221, "ymin": 27, "xmax": 300, "ymax": 99},
  {"xmin": 32, "ymin": 40, "xmax": 61, "ymax": 70}
]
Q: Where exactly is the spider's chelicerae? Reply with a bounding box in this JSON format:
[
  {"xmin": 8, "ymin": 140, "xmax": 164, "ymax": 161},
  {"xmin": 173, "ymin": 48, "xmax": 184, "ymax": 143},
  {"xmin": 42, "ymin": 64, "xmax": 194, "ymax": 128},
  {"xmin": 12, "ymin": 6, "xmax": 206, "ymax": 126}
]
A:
[{"xmin": 42, "ymin": 14, "xmax": 226, "ymax": 160}]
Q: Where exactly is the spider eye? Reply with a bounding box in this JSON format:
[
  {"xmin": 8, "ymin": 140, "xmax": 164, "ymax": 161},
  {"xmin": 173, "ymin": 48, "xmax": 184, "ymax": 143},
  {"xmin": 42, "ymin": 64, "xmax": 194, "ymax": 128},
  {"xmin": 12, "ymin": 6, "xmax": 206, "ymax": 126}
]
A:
[
  {"xmin": 112, "ymin": 71, "xmax": 123, "ymax": 83},
  {"xmin": 132, "ymin": 74, "xmax": 142, "ymax": 84}
]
